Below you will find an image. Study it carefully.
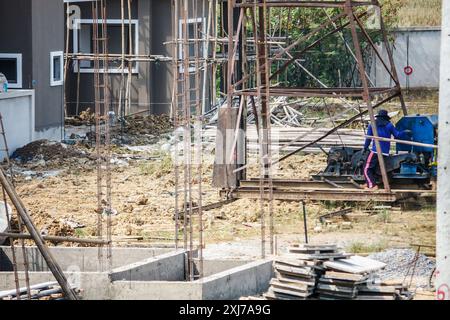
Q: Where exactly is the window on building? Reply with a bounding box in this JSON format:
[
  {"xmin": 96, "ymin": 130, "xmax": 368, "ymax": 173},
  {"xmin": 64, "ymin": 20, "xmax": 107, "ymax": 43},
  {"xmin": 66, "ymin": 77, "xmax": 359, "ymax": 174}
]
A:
[
  {"xmin": 73, "ymin": 19, "xmax": 139, "ymax": 73},
  {"xmin": 50, "ymin": 51, "xmax": 64, "ymax": 86},
  {"xmin": 178, "ymin": 18, "xmax": 205, "ymax": 73},
  {"xmin": 0, "ymin": 53, "xmax": 22, "ymax": 88}
]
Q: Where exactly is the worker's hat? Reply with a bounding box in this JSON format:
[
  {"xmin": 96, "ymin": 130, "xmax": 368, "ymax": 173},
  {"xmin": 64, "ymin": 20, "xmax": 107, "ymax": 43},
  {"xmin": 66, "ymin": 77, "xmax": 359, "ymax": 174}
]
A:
[{"xmin": 375, "ymin": 109, "xmax": 391, "ymax": 120}]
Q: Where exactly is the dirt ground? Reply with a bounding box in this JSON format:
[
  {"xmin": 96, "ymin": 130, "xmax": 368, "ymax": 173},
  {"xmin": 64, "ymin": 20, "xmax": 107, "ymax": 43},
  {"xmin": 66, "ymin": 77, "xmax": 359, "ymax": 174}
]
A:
[{"xmin": 10, "ymin": 140, "xmax": 435, "ymax": 252}]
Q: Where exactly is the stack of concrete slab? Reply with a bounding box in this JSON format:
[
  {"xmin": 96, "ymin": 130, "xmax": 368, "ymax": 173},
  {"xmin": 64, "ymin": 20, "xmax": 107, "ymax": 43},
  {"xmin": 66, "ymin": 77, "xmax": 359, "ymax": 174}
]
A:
[
  {"xmin": 244, "ymin": 244, "xmax": 415, "ymax": 300},
  {"xmin": 317, "ymin": 271, "xmax": 368, "ymax": 299},
  {"xmin": 263, "ymin": 244, "xmax": 349, "ymax": 300},
  {"xmin": 357, "ymin": 282, "xmax": 413, "ymax": 300},
  {"xmin": 318, "ymin": 255, "xmax": 413, "ymax": 300}
]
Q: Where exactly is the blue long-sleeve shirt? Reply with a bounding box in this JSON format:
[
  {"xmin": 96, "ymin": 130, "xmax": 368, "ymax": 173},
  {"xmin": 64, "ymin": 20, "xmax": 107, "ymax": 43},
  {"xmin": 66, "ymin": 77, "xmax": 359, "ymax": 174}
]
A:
[{"xmin": 364, "ymin": 122, "xmax": 403, "ymax": 155}]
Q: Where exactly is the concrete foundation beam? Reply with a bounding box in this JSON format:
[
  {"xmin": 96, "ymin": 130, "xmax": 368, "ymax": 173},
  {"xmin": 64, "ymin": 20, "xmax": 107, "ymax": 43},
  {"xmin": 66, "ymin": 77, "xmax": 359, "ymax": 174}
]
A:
[{"xmin": 111, "ymin": 250, "xmax": 187, "ymax": 282}]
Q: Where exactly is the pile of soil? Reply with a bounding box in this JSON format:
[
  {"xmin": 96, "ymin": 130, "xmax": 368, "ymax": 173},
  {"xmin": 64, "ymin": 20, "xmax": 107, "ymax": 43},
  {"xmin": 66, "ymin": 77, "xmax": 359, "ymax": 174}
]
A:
[
  {"xmin": 12, "ymin": 140, "xmax": 90, "ymax": 164},
  {"xmin": 65, "ymin": 108, "xmax": 96, "ymax": 126},
  {"xmin": 122, "ymin": 114, "xmax": 173, "ymax": 136}
]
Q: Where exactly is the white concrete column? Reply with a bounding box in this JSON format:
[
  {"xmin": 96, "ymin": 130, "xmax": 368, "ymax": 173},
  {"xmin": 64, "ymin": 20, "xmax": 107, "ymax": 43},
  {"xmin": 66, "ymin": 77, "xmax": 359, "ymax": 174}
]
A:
[{"xmin": 437, "ymin": 0, "xmax": 450, "ymax": 301}]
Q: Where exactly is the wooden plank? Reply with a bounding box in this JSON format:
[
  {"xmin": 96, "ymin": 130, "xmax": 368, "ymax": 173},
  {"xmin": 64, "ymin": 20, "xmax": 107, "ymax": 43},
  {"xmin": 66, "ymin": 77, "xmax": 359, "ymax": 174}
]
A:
[
  {"xmin": 293, "ymin": 249, "xmax": 337, "ymax": 254},
  {"xmin": 271, "ymin": 286, "xmax": 313, "ymax": 298},
  {"xmin": 290, "ymin": 244, "xmax": 338, "ymax": 252},
  {"xmin": 323, "ymin": 271, "xmax": 369, "ymax": 282},
  {"xmin": 277, "ymin": 255, "xmax": 322, "ymax": 266},
  {"xmin": 358, "ymin": 286, "xmax": 399, "ymax": 294},
  {"xmin": 317, "ymin": 283, "xmax": 357, "ymax": 294},
  {"xmin": 275, "ymin": 272, "xmax": 317, "ymax": 287},
  {"xmin": 287, "ymin": 251, "xmax": 351, "ymax": 260},
  {"xmin": 318, "ymin": 293, "xmax": 354, "ymax": 300},
  {"xmin": 317, "ymin": 290, "xmax": 356, "ymax": 299},
  {"xmin": 212, "ymin": 107, "xmax": 240, "ymax": 188},
  {"xmin": 319, "ymin": 278, "xmax": 364, "ymax": 287},
  {"xmin": 275, "ymin": 264, "xmax": 316, "ymax": 277},
  {"xmin": 355, "ymin": 295, "xmax": 396, "ymax": 300},
  {"xmin": 275, "ymin": 257, "xmax": 316, "ymax": 268},
  {"xmin": 240, "ymin": 296, "xmax": 266, "ymax": 301},
  {"xmin": 264, "ymin": 290, "xmax": 308, "ymax": 300},
  {"xmin": 270, "ymin": 279, "xmax": 312, "ymax": 292}
]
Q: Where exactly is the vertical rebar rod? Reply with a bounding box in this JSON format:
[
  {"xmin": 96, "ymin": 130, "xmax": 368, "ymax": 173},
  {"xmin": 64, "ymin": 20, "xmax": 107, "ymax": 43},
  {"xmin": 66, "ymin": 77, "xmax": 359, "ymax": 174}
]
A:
[
  {"xmin": 101, "ymin": 0, "xmax": 113, "ymax": 272},
  {"xmin": 195, "ymin": 0, "xmax": 206, "ymax": 279},
  {"xmin": 302, "ymin": 201, "xmax": 308, "ymax": 244},
  {"xmin": 172, "ymin": 0, "xmax": 180, "ymax": 250},
  {"xmin": 262, "ymin": 0, "xmax": 275, "ymax": 256},
  {"xmin": 249, "ymin": 2, "xmax": 266, "ymax": 259},
  {"xmin": 92, "ymin": 1, "xmax": 103, "ymax": 269}
]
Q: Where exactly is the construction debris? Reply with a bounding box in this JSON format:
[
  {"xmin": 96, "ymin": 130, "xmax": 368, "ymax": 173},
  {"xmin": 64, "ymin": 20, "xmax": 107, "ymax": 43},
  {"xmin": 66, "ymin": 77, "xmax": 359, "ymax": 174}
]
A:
[
  {"xmin": 319, "ymin": 208, "xmax": 353, "ymax": 223},
  {"xmin": 250, "ymin": 244, "xmax": 415, "ymax": 300}
]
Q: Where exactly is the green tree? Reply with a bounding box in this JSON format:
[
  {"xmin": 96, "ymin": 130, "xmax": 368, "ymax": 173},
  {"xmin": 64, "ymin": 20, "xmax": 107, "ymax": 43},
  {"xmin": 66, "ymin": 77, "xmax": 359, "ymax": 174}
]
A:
[{"xmin": 261, "ymin": 1, "xmax": 405, "ymax": 88}]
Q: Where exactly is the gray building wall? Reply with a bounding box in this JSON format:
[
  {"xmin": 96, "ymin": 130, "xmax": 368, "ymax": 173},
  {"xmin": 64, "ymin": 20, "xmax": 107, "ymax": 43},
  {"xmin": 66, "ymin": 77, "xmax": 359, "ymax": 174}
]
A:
[
  {"xmin": 66, "ymin": 0, "xmax": 170, "ymax": 116},
  {"xmin": 31, "ymin": 0, "xmax": 65, "ymax": 132},
  {"xmin": 65, "ymin": 0, "xmax": 210, "ymax": 116},
  {"xmin": 371, "ymin": 27, "xmax": 441, "ymax": 89},
  {"xmin": 65, "ymin": 0, "xmax": 141, "ymax": 115},
  {"xmin": 150, "ymin": 0, "xmax": 174, "ymax": 115},
  {"xmin": 0, "ymin": 0, "xmax": 64, "ymax": 139},
  {"xmin": 0, "ymin": 0, "xmax": 33, "ymax": 88}
]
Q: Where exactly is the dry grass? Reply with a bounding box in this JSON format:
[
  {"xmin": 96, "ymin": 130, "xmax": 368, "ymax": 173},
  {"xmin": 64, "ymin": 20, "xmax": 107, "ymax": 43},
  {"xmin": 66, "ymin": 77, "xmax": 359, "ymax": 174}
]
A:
[{"xmin": 397, "ymin": 0, "xmax": 442, "ymax": 27}]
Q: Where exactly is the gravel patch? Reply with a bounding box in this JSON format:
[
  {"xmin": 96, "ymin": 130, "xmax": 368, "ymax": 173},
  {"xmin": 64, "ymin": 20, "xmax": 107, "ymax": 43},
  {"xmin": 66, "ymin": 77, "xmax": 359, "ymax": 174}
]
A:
[{"xmin": 368, "ymin": 249, "xmax": 435, "ymax": 288}]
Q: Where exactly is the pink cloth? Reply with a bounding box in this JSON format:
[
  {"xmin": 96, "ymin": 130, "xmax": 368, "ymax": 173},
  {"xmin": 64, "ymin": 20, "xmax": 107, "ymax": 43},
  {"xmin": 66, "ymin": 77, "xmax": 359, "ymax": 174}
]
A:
[{"xmin": 364, "ymin": 151, "xmax": 375, "ymax": 188}]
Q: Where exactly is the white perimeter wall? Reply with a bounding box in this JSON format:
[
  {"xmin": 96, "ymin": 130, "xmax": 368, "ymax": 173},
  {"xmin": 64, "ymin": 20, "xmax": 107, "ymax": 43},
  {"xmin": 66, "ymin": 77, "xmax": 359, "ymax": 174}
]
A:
[
  {"xmin": 371, "ymin": 27, "xmax": 441, "ymax": 89},
  {"xmin": 0, "ymin": 90, "xmax": 35, "ymax": 159}
]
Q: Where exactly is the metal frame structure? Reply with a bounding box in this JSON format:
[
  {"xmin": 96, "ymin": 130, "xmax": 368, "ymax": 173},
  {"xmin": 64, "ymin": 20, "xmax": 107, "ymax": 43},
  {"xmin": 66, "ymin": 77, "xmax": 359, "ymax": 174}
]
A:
[{"xmin": 218, "ymin": 0, "xmax": 409, "ymax": 256}]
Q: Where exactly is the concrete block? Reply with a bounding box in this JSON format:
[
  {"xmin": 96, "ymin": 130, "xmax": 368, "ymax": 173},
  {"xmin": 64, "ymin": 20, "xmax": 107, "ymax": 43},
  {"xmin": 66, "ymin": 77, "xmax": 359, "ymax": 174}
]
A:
[
  {"xmin": 194, "ymin": 260, "xmax": 249, "ymax": 277},
  {"xmin": 111, "ymin": 281, "xmax": 203, "ymax": 300},
  {"xmin": 201, "ymin": 260, "xmax": 273, "ymax": 300},
  {"xmin": 110, "ymin": 250, "xmax": 187, "ymax": 282},
  {"xmin": 0, "ymin": 246, "xmax": 173, "ymax": 272}
]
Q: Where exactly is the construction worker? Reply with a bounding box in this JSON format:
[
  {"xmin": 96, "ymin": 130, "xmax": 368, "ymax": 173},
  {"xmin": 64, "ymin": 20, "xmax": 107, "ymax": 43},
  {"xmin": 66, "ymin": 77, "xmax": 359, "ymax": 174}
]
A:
[{"xmin": 363, "ymin": 109, "xmax": 411, "ymax": 190}]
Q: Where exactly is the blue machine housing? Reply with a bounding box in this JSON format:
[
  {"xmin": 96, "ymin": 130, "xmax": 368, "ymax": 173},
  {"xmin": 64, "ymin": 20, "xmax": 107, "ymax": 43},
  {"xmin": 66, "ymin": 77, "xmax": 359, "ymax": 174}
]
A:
[
  {"xmin": 312, "ymin": 114, "xmax": 438, "ymax": 187},
  {"xmin": 395, "ymin": 115, "xmax": 438, "ymax": 179}
]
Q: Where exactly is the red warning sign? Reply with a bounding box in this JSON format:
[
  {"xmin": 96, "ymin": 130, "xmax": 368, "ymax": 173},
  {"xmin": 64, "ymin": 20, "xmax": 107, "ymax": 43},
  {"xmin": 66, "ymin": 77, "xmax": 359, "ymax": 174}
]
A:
[{"xmin": 404, "ymin": 66, "xmax": 414, "ymax": 76}]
